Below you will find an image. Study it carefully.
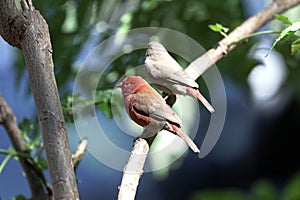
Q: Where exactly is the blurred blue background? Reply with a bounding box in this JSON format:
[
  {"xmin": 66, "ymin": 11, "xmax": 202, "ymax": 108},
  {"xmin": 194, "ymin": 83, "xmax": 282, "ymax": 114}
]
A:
[{"xmin": 1, "ymin": 0, "xmax": 300, "ymax": 199}]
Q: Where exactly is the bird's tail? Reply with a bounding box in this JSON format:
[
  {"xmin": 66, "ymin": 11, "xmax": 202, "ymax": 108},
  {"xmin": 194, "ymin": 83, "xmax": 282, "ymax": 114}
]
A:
[
  {"xmin": 186, "ymin": 87, "xmax": 215, "ymax": 113},
  {"xmin": 170, "ymin": 124, "xmax": 200, "ymax": 153}
]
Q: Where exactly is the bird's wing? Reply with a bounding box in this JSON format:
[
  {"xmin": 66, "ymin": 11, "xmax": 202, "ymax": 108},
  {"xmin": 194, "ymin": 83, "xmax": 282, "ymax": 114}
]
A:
[
  {"xmin": 132, "ymin": 90, "xmax": 182, "ymax": 126},
  {"xmin": 145, "ymin": 45, "xmax": 199, "ymax": 89},
  {"xmin": 168, "ymin": 68, "xmax": 199, "ymax": 88},
  {"xmin": 147, "ymin": 61, "xmax": 198, "ymax": 89}
]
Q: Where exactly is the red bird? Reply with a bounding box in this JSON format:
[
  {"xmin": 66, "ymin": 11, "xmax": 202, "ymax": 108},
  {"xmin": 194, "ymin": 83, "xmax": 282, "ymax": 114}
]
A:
[{"xmin": 116, "ymin": 76, "xmax": 200, "ymax": 153}]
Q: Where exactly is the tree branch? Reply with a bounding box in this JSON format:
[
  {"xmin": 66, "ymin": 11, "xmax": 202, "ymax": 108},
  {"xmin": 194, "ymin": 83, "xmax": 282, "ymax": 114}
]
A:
[
  {"xmin": 118, "ymin": 138, "xmax": 149, "ymax": 200},
  {"xmin": 0, "ymin": 95, "xmax": 50, "ymax": 199},
  {"xmin": 72, "ymin": 138, "xmax": 88, "ymax": 169},
  {"xmin": 0, "ymin": 0, "xmax": 79, "ymax": 199},
  {"xmin": 118, "ymin": 0, "xmax": 300, "ymax": 199},
  {"xmin": 185, "ymin": 0, "xmax": 300, "ymax": 79}
]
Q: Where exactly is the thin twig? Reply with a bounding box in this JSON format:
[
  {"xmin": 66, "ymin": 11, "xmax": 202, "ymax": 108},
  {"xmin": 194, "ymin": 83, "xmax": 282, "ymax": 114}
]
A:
[
  {"xmin": 185, "ymin": 0, "xmax": 300, "ymax": 80},
  {"xmin": 72, "ymin": 137, "xmax": 88, "ymax": 169},
  {"xmin": 229, "ymin": 30, "xmax": 281, "ymax": 46},
  {"xmin": 0, "ymin": 148, "xmax": 34, "ymax": 159},
  {"xmin": 0, "ymin": 94, "xmax": 50, "ymax": 199}
]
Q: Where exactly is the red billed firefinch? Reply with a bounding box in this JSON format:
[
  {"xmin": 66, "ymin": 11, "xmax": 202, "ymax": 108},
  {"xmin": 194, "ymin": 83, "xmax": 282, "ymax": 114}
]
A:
[{"xmin": 116, "ymin": 76, "xmax": 200, "ymax": 153}]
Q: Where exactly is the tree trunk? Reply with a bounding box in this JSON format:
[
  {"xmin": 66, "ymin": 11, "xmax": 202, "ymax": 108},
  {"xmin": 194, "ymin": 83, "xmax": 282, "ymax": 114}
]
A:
[{"xmin": 0, "ymin": 1, "xmax": 79, "ymax": 199}]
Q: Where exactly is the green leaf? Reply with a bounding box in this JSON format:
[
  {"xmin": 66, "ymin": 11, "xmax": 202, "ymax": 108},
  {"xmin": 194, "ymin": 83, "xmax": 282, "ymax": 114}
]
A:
[
  {"xmin": 19, "ymin": 118, "xmax": 34, "ymax": 142},
  {"xmin": 8, "ymin": 147, "xmax": 20, "ymax": 161},
  {"xmin": 94, "ymin": 89, "xmax": 115, "ymax": 118},
  {"xmin": 209, "ymin": 23, "xmax": 223, "ymax": 32},
  {"xmin": 209, "ymin": 23, "xmax": 229, "ymax": 38},
  {"xmin": 34, "ymin": 156, "xmax": 48, "ymax": 170},
  {"xmin": 0, "ymin": 154, "xmax": 12, "ymax": 173},
  {"xmin": 26, "ymin": 134, "xmax": 42, "ymax": 151},
  {"xmin": 291, "ymin": 38, "xmax": 300, "ymax": 55},
  {"xmin": 209, "ymin": 23, "xmax": 228, "ymax": 33},
  {"xmin": 12, "ymin": 195, "xmax": 28, "ymax": 200},
  {"xmin": 222, "ymin": 26, "xmax": 229, "ymax": 33},
  {"xmin": 63, "ymin": 89, "xmax": 118, "ymax": 120},
  {"xmin": 141, "ymin": 0, "xmax": 159, "ymax": 10},
  {"xmin": 274, "ymin": 14, "xmax": 292, "ymax": 25},
  {"xmin": 96, "ymin": 102, "xmax": 112, "ymax": 118},
  {"xmin": 266, "ymin": 21, "xmax": 300, "ymax": 56},
  {"xmin": 110, "ymin": 92, "xmax": 123, "ymax": 120},
  {"xmin": 18, "ymin": 118, "xmax": 43, "ymax": 151},
  {"xmin": 94, "ymin": 89, "xmax": 113, "ymax": 103}
]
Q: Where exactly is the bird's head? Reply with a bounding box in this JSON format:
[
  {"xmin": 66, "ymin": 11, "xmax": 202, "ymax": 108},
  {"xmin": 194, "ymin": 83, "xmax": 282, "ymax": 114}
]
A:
[
  {"xmin": 145, "ymin": 41, "xmax": 167, "ymax": 59},
  {"xmin": 116, "ymin": 76, "xmax": 147, "ymax": 96}
]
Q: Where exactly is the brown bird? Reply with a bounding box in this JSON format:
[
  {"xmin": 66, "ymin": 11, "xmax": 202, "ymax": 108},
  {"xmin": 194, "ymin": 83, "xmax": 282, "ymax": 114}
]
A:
[
  {"xmin": 116, "ymin": 76, "xmax": 200, "ymax": 153},
  {"xmin": 145, "ymin": 41, "xmax": 214, "ymax": 113}
]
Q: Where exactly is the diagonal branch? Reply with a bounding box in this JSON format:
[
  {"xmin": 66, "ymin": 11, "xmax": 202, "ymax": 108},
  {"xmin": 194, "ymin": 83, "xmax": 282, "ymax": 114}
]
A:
[
  {"xmin": 118, "ymin": 1, "xmax": 300, "ymax": 199},
  {"xmin": 0, "ymin": 94, "xmax": 50, "ymax": 199},
  {"xmin": 185, "ymin": 0, "xmax": 300, "ymax": 80}
]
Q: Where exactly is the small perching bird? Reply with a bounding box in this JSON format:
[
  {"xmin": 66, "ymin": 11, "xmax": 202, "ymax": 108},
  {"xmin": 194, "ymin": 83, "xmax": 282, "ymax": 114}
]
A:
[
  {"xmin": 144, "ymin": 41, "xmax": 214, "ymax": 113},
  {"xmin": 116, "ymin": 76, "xmax": 200, "ymax": 153}
]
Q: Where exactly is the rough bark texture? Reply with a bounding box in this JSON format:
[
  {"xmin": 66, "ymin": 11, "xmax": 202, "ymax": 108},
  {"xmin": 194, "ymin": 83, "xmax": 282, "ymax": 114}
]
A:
[
  {"xmin": 0, "ymin": 0, "xmax": 79, "ymax": 199},
  {"xmin": 0, "ymin": 95, "xmax": 50, "ymax": 200}
]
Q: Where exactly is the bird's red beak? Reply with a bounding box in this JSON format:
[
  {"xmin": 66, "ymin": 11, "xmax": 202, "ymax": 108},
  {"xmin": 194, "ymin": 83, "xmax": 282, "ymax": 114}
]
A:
[{"xmin": 116, "ymin": 82, "xmax": 122, "ymax": 88}]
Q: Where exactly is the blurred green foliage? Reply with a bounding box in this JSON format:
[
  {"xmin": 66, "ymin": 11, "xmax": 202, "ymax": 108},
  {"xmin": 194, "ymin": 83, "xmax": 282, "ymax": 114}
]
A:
[
  {"xmin": 191, "ymin": 189, "xmax": 244, "ymax": 200},
  {"xmin": 12, "ymin": 0, "xmax": 300, "ymax": 99},
  {"xmin": 13, "ymin": 0, "xmax": 246, "ymax": 91},
  {"xmin": 282, "ymin": 172, "xmax": 300, "ymax": 200},
  {"xmin": 10, "ymin": 0, "xmax": 300, "ymax": 96},
  {"xmin": 61, "ymin": 89, "xmax": 123, "ymax": 122},
  {"xmin": 190, "ymin": 176, "xmax": 300, "ymax": 200},
  {"xmin": 0, "ymin": 118, "xmax": 50, "ymax": 196},
  {"xmin": 0, "ymin": 119, "xmax": 46, "ymax": 173},
  {"xmin": 269, "ymin": 14, "xmax": 300, "ymax": 56},
  {"xmin": 4, "ymin": 0, "xmax": 300, "ymax": 199},
  {"xmin": 12, "ymin": 195, "xmax": 27, "ymax": 200}
]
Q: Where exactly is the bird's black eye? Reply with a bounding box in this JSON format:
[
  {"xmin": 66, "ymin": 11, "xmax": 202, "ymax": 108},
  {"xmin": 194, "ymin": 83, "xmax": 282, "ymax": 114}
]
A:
[{"xmin": 125, "ymin": 82, "xmax": 130, "ymax": 86}]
